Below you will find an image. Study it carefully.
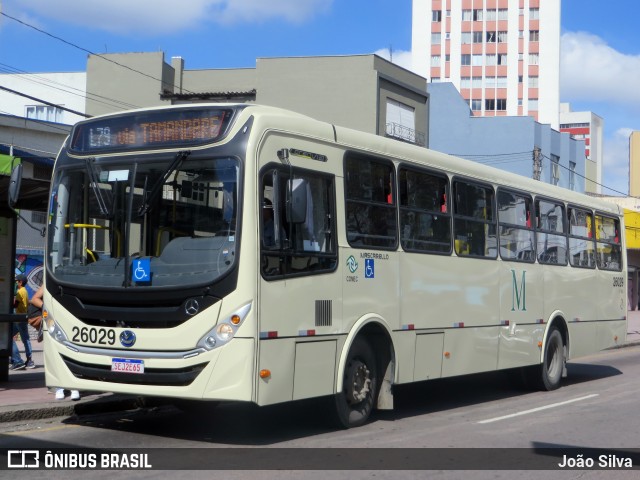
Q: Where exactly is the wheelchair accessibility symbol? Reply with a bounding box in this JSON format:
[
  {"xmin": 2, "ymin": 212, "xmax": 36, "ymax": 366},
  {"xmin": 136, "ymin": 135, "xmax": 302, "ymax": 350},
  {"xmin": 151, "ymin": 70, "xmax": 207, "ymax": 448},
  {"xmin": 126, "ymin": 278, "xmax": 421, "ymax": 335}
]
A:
[
  {"xmin": 132, "ymin": 258, "xmax": 151, "ymax": 283},
  {"xmin": 365, "ymin": 258, "xmax": 374, "ymax": 279}
]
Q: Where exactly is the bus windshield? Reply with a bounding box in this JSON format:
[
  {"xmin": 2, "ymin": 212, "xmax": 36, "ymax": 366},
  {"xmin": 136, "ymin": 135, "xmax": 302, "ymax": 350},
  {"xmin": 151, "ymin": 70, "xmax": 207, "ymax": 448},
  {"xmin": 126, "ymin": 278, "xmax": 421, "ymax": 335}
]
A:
[{"xmin": 47, "ymin": 152, "xmax": 240, "ymax": 288}]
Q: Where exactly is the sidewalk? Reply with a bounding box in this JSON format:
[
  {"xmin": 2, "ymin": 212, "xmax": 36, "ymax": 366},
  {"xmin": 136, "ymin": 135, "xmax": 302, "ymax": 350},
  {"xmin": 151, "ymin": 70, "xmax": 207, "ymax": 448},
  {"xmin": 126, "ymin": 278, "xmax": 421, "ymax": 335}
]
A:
[{"xmin": 2, "ymin": 313, "xmax": 640, "ymax": 424}]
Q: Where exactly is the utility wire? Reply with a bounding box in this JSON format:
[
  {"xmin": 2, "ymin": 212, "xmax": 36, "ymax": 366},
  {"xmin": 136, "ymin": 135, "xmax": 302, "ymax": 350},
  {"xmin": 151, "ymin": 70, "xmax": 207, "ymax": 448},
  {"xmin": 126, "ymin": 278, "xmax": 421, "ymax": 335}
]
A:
[
  {"xmin": 0, "ymin": 61, "xmax": 140, "ymax": 111},
  {"xmin": 0, "ymin": 84, "xmax": 90, "ymax": 118},
  {"xmin": 540, "ymin": 153, "xmax": 631, "ymax": 198},
  {"xmin": 0, "ymin": 11, "xmax": 195, "ymax": 95}
]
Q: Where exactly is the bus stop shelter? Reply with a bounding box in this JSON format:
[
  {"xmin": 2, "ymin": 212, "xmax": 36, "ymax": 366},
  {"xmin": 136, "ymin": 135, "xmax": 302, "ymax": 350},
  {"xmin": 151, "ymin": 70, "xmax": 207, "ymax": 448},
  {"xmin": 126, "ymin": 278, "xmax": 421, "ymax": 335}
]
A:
[{"xmin": 0, "ymin": 149, "xmax": 52, "ymax": 381}]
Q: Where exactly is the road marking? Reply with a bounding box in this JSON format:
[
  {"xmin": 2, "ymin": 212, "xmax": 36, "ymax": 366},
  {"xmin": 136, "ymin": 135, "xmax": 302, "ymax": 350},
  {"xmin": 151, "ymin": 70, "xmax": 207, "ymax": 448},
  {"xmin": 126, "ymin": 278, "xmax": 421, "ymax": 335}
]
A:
[
  {"xmin": 4, "ymin": 423, "xmax": 81, "ymax": 436},
  {"xmin": 478, "ymin": 394, "xmax": 599, "ymax": 424}
]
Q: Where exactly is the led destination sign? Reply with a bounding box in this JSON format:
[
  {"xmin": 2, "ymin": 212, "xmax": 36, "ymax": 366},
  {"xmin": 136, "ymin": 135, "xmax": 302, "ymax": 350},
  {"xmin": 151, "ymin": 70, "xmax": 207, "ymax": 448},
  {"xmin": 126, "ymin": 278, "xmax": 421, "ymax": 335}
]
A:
[{"xmin": 70, "ymin": 108, "xmax": 234, "ymax": 153}]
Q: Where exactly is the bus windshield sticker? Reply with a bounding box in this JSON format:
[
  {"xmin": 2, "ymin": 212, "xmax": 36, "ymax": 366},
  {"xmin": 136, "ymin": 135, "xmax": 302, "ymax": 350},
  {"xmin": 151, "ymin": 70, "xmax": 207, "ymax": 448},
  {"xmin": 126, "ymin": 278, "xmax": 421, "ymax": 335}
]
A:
[{"xmin": 132, "ymin": 258, "xmax": 151, "ymax": 284}]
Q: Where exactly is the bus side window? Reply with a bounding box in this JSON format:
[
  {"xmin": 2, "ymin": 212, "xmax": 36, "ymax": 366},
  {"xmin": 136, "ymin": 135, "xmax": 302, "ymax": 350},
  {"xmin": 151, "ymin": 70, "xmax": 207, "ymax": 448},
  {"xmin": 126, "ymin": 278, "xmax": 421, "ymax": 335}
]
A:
[
  {"xmin": 452, "ymin": 179, "xmax": 496, "ymax": 258},
  {"xmin": 345, "ymin": 154, "xmax": 397, "ymax": 249},
  {"xmin": 260, "ymin": 166, "xmax": 337, "ymax": 278}
]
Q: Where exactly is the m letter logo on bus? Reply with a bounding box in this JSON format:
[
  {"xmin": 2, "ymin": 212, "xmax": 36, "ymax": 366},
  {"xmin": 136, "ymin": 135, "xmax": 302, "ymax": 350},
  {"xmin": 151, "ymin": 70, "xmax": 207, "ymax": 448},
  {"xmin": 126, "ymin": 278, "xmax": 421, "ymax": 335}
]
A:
[{"xmin": 511, "ymin": 269, "xmax": 526, "ymax": 312}]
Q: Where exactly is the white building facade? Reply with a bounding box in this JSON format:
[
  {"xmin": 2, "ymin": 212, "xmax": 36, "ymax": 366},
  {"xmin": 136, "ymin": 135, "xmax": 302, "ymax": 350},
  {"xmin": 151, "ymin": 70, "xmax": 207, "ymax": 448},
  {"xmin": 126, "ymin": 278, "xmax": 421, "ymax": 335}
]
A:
[
  {"xmin": 559, "ymin": 103, "xmax": 603, "ymax": 194},
  {"xmin": 412, "ymin": 0, "xmax": 560, "ymax": 128}
]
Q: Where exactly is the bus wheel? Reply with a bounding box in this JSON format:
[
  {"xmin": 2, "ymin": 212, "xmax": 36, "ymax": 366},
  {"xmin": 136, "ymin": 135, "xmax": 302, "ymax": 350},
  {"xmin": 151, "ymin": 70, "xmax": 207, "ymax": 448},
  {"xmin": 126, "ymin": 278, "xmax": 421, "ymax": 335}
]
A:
[
  {"xmin": 333, "ymin": 337, "xmax": 378, "ymax": 428},
  {"xmin": 528, "ymin": 327, "xmax": 564, "ymax": 391}
]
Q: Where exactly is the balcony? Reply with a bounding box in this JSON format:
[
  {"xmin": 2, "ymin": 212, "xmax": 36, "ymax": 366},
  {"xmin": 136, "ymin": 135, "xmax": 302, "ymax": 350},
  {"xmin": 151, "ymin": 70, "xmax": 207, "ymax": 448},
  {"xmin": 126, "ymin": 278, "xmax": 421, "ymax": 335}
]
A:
[{"xmin": 385, "ymin": 123, "xmax": 426, "ymax": 147}]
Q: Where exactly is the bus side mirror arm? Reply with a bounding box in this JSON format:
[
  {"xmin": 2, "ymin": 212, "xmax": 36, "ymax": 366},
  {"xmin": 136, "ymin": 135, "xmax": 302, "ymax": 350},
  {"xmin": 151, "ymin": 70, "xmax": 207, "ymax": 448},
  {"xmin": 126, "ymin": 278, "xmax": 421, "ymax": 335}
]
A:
[{"xmin": 7, "ymin": 164, "xmax": 46, "ymax": 237}]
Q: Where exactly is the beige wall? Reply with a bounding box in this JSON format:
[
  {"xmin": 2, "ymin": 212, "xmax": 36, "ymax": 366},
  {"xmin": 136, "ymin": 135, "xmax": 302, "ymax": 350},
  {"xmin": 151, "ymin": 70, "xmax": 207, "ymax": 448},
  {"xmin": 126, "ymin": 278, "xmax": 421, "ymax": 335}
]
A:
[
  {"xmin": 86, "ymin": 52, "xmax": 173, "ymax": 117},
  {"xmin": 84, "ymin": 52, "xmax": 428, "ymax": 146},
  {"xmin": 630, "ymin": 131, "xmax": 640, "ymax": 197}
]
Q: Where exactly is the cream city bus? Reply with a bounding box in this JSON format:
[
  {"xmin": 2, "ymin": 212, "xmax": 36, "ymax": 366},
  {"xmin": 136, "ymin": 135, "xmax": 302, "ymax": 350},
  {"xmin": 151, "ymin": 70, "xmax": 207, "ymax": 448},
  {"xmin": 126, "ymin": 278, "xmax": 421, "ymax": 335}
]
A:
[{"xmin": 26, "ymin": 104, "xmax": 626, "ymax": 428}]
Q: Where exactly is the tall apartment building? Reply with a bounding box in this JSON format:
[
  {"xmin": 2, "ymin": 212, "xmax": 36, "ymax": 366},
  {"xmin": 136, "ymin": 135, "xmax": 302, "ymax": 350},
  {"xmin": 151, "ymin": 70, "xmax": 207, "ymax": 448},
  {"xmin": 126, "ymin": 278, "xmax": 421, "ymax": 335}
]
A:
[
  {"xmin": 412, "ymin": 0, "xmax": 560, "ymax": 128},
  {"xmin": 559, "ymin": 103, "xmax": 603, "ymax": 194}
]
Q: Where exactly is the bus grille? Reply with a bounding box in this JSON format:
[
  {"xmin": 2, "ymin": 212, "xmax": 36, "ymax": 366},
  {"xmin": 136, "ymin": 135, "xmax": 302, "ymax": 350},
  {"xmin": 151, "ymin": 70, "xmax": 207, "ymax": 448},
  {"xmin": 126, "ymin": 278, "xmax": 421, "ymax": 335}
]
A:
[
  {"xmin": 61, "ymin": 355, "xmax": 207, "ymax": 387},
  {"xmin": 315, "ymin": 300, "xmax": 332, "ymax": 327}
]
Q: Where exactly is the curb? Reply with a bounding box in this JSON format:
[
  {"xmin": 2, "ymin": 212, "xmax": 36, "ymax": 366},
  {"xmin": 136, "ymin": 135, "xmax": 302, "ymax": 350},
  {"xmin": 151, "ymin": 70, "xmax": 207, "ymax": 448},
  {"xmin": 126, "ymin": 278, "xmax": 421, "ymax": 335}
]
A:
[{"xmin": 0, "ymin": 394, "xmax": 143, "ymax": 424}]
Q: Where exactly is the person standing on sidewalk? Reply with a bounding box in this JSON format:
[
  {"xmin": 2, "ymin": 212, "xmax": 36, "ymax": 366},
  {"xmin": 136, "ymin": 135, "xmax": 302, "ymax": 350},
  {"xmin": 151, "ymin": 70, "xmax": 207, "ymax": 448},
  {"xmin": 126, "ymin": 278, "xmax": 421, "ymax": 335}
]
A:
[{"xmin": 10, "ymin": 274, "xmax": 35, "ymax": 370}]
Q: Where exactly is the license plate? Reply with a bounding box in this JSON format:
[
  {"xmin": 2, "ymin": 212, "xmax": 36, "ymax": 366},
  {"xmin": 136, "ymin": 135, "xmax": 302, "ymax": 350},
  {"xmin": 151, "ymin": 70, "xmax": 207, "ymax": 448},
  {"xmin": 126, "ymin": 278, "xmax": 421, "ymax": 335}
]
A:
[{"xmin": 111, "ymin": 358, "xmax": 144, "ymax": 374}]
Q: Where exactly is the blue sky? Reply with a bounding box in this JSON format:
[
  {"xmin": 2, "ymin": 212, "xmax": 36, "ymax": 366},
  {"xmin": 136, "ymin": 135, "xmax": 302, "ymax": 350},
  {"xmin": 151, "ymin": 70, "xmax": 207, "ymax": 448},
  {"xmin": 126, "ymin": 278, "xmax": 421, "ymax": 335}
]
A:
[{"xmin": 0, "ymin": 0, "xmax": 638, "ymax": 196}]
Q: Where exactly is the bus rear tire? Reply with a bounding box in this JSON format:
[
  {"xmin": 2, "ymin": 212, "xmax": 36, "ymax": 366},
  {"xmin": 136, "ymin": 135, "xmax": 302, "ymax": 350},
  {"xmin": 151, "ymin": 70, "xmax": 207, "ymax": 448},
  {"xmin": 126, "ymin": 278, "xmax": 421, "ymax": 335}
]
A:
[
  {"xmin": 527, "ymin": 327, "xmax": 564, "ymax": 391},
  {"xmin": 333, "ymin": 337, "xmax": 378, "ymax": 429}
]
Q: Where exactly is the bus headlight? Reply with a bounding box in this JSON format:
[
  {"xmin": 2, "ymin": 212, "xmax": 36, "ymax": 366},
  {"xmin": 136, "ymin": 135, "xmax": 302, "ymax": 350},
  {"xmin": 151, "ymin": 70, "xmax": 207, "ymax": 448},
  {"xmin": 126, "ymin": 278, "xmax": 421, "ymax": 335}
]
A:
[
  {"xmin": 45, "ymin": 309, "xmax": 69, "ymax": 344},
  {"xmin": 197, "ymin": 303, "xmax": 251, "ymax": 351}
]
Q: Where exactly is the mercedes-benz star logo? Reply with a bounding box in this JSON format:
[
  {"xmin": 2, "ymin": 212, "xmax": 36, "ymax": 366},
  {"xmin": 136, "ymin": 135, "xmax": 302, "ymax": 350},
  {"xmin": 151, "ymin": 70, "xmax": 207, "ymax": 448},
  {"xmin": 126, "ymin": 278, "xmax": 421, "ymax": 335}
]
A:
[
  {"xmin": 185, "ymin": 298, "xmax": 200, "ymax": 316},
  {"xmin": 120, "ymin": 330, "xmax": 136, "ymax": 348}
]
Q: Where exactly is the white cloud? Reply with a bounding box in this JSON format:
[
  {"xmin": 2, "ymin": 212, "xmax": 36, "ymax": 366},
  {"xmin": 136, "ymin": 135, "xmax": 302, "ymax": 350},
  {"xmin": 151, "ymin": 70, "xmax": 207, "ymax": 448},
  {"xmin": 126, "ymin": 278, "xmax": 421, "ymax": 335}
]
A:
[
  {"xmin": 602, "ymin": 128, "xmax": 631, "ymax": 196},
  {"xmin": 15, "ymin": 0, "xmax": 333, "ymax": 35},
  {"xmin": 561, "ymin": 31, "xmax": 640, "ymax": 106},
  {"xmin": 561, "ymin": 32, "xmax": 640, "ymax": 196},
  {"xmin": 374, "ymin": 48, "xmax": 415, "ymax": 73}
]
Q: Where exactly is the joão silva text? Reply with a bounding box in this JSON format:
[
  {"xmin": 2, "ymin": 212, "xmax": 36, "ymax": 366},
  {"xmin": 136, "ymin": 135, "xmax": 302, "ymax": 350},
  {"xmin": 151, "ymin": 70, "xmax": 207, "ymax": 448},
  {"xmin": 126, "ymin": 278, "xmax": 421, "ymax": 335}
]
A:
[{"xmin": 558, "ymin": 454, "xmax": 633, "ymax": 469}]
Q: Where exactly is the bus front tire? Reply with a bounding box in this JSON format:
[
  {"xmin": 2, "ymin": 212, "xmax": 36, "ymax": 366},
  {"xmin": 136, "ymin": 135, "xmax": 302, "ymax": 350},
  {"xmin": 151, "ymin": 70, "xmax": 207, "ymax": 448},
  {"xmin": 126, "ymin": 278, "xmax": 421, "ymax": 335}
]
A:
[{"xmin": 333, "ymin": 337, "xmax": 378, "ymax": 429}]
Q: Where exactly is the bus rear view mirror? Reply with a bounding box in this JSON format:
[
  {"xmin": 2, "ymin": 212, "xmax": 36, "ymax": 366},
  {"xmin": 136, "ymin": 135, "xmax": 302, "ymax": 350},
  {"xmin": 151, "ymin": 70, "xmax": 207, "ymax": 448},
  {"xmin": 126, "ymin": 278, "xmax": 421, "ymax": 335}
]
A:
[
  {"xmin": 286, "ymin": 178, "xmax": 307, "ymax": 224},
  {"xmin": 8, "ymin": 163, "xmax": 23, "ymax": 210}
]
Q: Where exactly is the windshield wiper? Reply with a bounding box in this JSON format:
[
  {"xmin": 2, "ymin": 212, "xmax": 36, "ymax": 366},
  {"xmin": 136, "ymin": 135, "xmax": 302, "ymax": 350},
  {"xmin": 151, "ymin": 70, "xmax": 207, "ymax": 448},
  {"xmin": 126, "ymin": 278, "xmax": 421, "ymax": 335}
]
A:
[
  {"xmin": 85, "ymin": 157, "xmax": 112, "ymax": 217},
  {"xmin": 137, "ymin": 150, "xmax": 191, "ymax": 217}
]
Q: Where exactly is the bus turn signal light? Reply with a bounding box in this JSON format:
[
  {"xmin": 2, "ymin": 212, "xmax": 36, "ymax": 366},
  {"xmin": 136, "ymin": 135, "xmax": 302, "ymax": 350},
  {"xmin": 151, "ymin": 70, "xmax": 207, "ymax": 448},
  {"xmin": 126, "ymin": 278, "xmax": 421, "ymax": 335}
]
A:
[{"xmin": 260, "ymin": 369, "xmax": 271, "ymax": 379}]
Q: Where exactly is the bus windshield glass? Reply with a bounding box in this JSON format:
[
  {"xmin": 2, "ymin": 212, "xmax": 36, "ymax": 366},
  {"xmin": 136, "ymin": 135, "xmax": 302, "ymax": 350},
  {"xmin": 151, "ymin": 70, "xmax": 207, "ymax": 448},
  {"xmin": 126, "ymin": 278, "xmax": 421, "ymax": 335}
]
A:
[{"xmin": 47, "ymin": 152, "xmax": 240, "ymax": 288}]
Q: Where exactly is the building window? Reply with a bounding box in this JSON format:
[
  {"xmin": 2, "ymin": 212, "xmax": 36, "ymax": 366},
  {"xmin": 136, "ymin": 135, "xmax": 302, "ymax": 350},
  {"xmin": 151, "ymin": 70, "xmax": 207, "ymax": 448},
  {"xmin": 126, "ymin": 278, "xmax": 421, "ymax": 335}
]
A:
[
  {"xmin": 472, "ymin": 54, "xmax": 483, "ymax": 66},
  {"xmin": 486, "ymin": 31, "xmax": 497, "ymax": 43},
  {"xmin": 472, "ymin": 77, "xmax": 483, "ymax": 88},
  {"xmin": 432, "ymin": 10, "xmax": 442, "ymax": 22},
  {"xmin": 497, "ymin": 31, "xmax": 508, "ymax": 43},
  {"xmin": 485, "ymin": 99, "xmax": 495, "ymax": 111},
  {"xmin": 461, "ymin": 32, "xmax": 472, "ymax": 44},
  {"xmin": 431, "ymin": 55, "xmax": 441, "ymax": 67},
  {"xmin": 386, "ymin": 98, "xmax": 417, "ymax": 144},
  {"xmin": 25, "ymin": 105, "xmax": 64, "ymax": 123},
  {"xmin": 497, "ymin": 54, "xmax": 508, "ymax": 65},
  {"xmin": 461, "ymin": 54, "xmax": 471, "ymax": 66},
  {"xmin": 529, "ymin": 30, "xmax": 539, "ymax": 42},
  {"xmin": 569, "ymin": 161, "xmax": 576, "ymax": 190},
  {"xmin": 473, "ymin": 9, "xmax": 484, "ymax": 21},
  {"xmin": 496, "ymin": 99, "xmax": 507, "ymax": 111},
  {"xmin": 530, "ymin": 8, "xmax": 540, "ymax": 20},
  {"xmin": 550, "ymin": 154, "xmax": 560, "ymax": 186},
  {"xmin": 471, "ymin": 99, "xmax": 482, "ymax": 111},
  {"xmin": 529, "ymin": 99, "xmax": 539, "ymax": 110},
  {"xmin": 473, "ymin": 31, "xmax": 483, "ymax": 43},
  {"xmin": 462, "ymin": 9, "xmax": 472, "ymax": 21},
  {"xmin": 498, "ymin": 9, "xmax": 508, "ymax": 20},
  {"xmin": 486, "ymin": 54, "xmax": 496, "ymax": 66},
  {"xmin": 485, "ymin": 10, "xmax": 497, "ymax": 21},
  {"xmin": 529, "ymin": 53, "xmax": 539, "ymax": 65},
  {"xmin": 528, "ymin": 76, "xmax": 539, "ymax": 88}
]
